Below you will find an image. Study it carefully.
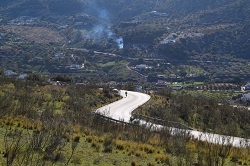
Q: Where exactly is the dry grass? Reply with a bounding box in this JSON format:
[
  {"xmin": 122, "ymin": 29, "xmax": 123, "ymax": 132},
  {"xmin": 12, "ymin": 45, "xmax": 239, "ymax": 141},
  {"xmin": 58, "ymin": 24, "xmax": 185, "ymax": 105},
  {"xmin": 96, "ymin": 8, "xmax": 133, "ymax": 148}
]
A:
[
  {"xmin": 155, "ymin": 154, "xmax": 170, "ymax": 164},
  {"xmin": 133, "ymin": 150, "xmax": 147, "ymax": 158},
  {"xmin": 138, "ymin": 144, "xmax": 156, "ymax": 154},
  {"xmin": 131, "ymin": 158, "xmax": 138, "ymax": 166},
  {"xmin": 149, "ymin": 134, "xmax": 162, "ymax": 146},
  {"xmin": 2, "ymin": 25, "xmax": 64, "ymax": 44}
]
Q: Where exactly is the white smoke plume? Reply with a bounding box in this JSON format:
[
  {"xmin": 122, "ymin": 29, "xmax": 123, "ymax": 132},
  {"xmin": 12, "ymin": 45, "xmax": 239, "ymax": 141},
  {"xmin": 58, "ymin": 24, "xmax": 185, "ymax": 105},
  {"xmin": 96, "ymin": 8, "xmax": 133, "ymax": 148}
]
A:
[
  {"xmin": 84, "ymin": 0, "xmax": 123, "ymax": 49},
  {"xmin": 116, "ymin": 37, "xmax": 124, "ymax": 49}
]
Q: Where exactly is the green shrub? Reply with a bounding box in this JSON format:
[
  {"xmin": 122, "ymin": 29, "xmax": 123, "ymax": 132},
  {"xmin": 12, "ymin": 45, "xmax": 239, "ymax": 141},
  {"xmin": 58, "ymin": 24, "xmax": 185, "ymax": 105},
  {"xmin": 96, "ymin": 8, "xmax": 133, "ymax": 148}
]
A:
[
  {"xmin": 131, "ymin": 158, "xmax": 137, "ymax": 166},
  {"xmin": 86, "ymin": 136, "xmax": 93, "ymax": 143},
  {"xmin": 147, "ymin": 161, "xmax": 155, "ymax": 166},
  {"xmin": 91, "ymin": 141, "xmax": 98, "ymax": 147},
  {"xmin": 134, "ymin": 150, "xmax": 147, "ymax": 158},
  {"xmin": 103, "ymin": 137, "xmax": 113, "ymax": 153},
  {"xmin": 71, "ymin": 155, "xmax": 81, "ymax": 164},
  {"xmin": 115, "ymin": 140, "xmax": 125, "ymax": 150},
  {"xmin": 73, "ymin": 135, "xmax": 80, "ymax": 142},
  {"xmin": 139, "ymin": 144, "xmax": 155, "ymax": 154},
  {"xmin": 155, "ymin": 154, "xmax": 170, "ymax": 164}
]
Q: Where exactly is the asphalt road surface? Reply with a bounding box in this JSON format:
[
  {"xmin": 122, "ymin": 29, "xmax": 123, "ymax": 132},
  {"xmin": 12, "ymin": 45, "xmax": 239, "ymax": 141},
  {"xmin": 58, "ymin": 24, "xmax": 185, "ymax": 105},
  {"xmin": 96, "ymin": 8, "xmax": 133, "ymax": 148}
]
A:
[
  {"xmin": 96, "ymin": 90, "xmax": 250, "ymax": 147},
  {"xmin": 96, "ymin": 90, "xmax": 150, "ymax": 122}
]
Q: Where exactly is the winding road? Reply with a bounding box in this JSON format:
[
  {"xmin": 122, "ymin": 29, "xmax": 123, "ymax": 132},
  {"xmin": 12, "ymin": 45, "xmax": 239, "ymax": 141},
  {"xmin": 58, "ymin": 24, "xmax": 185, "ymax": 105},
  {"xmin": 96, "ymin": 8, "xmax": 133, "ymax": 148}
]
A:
[
  {"xmin": 96, "ymin": 90, "xmax": 150, "ymax": 122},
  {"xmin": 96, "ymin": 90, "xmax": 250, "ymax": 147}
]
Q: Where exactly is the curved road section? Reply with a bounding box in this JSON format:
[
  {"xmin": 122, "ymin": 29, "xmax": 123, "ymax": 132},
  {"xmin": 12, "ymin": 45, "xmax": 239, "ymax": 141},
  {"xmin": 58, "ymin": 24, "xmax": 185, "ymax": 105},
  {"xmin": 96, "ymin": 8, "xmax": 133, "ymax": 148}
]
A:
[
  {"xmin": 96, "ymin": 90, "xmax": 150, "ymax": 122},
  {"xmin": 96, "ymin": 90, "xmax": 250, "ymax": 147}
]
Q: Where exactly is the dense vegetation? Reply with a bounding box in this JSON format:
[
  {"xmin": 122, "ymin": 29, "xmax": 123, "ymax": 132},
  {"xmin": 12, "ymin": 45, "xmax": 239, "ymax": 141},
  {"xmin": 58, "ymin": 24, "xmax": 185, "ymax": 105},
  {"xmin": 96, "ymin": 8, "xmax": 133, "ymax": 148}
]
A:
[
  {"xmin": 0, "ymin": 77, "xmax": 249, "ymax": 166},
  {"xmin": 135, "ymin": 89, "xmax": 250, "ymax": 138}
]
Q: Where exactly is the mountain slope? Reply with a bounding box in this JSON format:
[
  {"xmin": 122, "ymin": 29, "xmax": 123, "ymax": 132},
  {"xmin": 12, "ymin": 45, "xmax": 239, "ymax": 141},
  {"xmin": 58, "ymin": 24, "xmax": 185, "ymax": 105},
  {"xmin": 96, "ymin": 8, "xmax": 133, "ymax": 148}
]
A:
[{"xmin": 2, "ymin": 0, "xmax": 250, "ymax": 59}]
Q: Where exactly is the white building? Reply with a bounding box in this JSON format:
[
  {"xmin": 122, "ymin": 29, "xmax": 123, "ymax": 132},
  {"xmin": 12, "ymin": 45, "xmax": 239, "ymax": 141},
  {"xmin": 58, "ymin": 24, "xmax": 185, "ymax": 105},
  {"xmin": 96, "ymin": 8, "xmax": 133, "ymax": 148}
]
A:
[
  {"xmin": 19, "ymin": 74, "xmax": 28, "ymax": 79},
  {"xmin": 54, "ymin": 53, "xmax": 64, "ymax": 58},
  {"xmin": 135, "ymin": 64, "xmax": 148, "ymax": 69},
  {"xmin": 5, "ymin": 70, "xmax": 18, "ymax": 76},
  {"xmin": 69, "ymin": 64, "xmax": 84, "ymax": 70},
  {"xmin": 242, "ymin": 83, "xmax": 250, "ymax": 91}
]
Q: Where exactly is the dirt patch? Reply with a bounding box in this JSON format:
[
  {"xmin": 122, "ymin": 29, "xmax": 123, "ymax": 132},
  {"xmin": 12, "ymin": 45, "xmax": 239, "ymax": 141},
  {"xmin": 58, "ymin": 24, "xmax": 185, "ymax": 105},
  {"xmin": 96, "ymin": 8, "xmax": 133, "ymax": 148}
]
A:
[
  {"xmin": 2, "ymin": 25, "xmax": 65, "ymax": 44},
  {"xmin": 197, "ymin": 24, "xmax": 236, "ymax": 34}
]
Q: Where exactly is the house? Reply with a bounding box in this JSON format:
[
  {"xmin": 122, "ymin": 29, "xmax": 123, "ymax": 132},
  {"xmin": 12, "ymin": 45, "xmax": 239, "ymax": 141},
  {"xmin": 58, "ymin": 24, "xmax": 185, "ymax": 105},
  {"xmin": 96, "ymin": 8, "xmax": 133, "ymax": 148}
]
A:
[
  {"xmin": 149, "ymin": 11, "xmax": 167, "ymax": 17},
  {"xmin": 19, "ymin": 74, "xmax": 28, "ymax": 79},
  {"xmin": 54, "ymin": 53, "xmax": 64, "ymax": 58},
  {"xmin": 160, "ymin": 33, "xmax": 178, "ymax": 45},
  {"xmin": 242, "ymin": 83, "xmax": 250, "ymax": 91},
  {"xmin": 170, "ymin": 74, "xmax": 177, "ymax": 78},
  {"xmin": 160, "ymin": 32, "xmax": 204, "ymax": 45},
  {"xmin": 156, "ymin": 80, "xmax": 170, "ymax": 89},
  {"xmin": 186, "ymin": 73, "xmax": 199, "ymax": 78},
  {"xmin": 69, "ymin": 64, "xmax": 84, "ymax": 70},
  {"xmin": 157, "ymin": 80, "xmax": 170, "ymax": 85},
  {"xmin": 5, "ymin": 70, "xmax": 18, "ymax": 76},
  {"xmin": 135, "ymin": 64, "xmax": 148, "ymax": 69},
  {"xmin": 70, "ymin": 65, "xmax": 80, "ymax": 70}
]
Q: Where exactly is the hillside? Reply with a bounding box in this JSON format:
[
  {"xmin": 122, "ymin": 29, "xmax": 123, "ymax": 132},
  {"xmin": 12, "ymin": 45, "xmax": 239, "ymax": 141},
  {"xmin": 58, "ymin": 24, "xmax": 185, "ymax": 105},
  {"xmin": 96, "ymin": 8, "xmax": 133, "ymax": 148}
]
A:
[
  {"xmin": 1, "ymin": 0, "xmax": 250, "ymax": 60},
  {"xmin": 0, "ymin": 77, "xmax": 249, "ymax": 165},
  {"xmin": 1, "ymin": 0, "xmax": 250, "ymax": 82},
  {"xmin": 1, "ymin": 1, "xmax": 250, "ymax": 165},
  {"xmin": 115, "ymin": 0, "xmax": 250, "ymax": 59}
]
